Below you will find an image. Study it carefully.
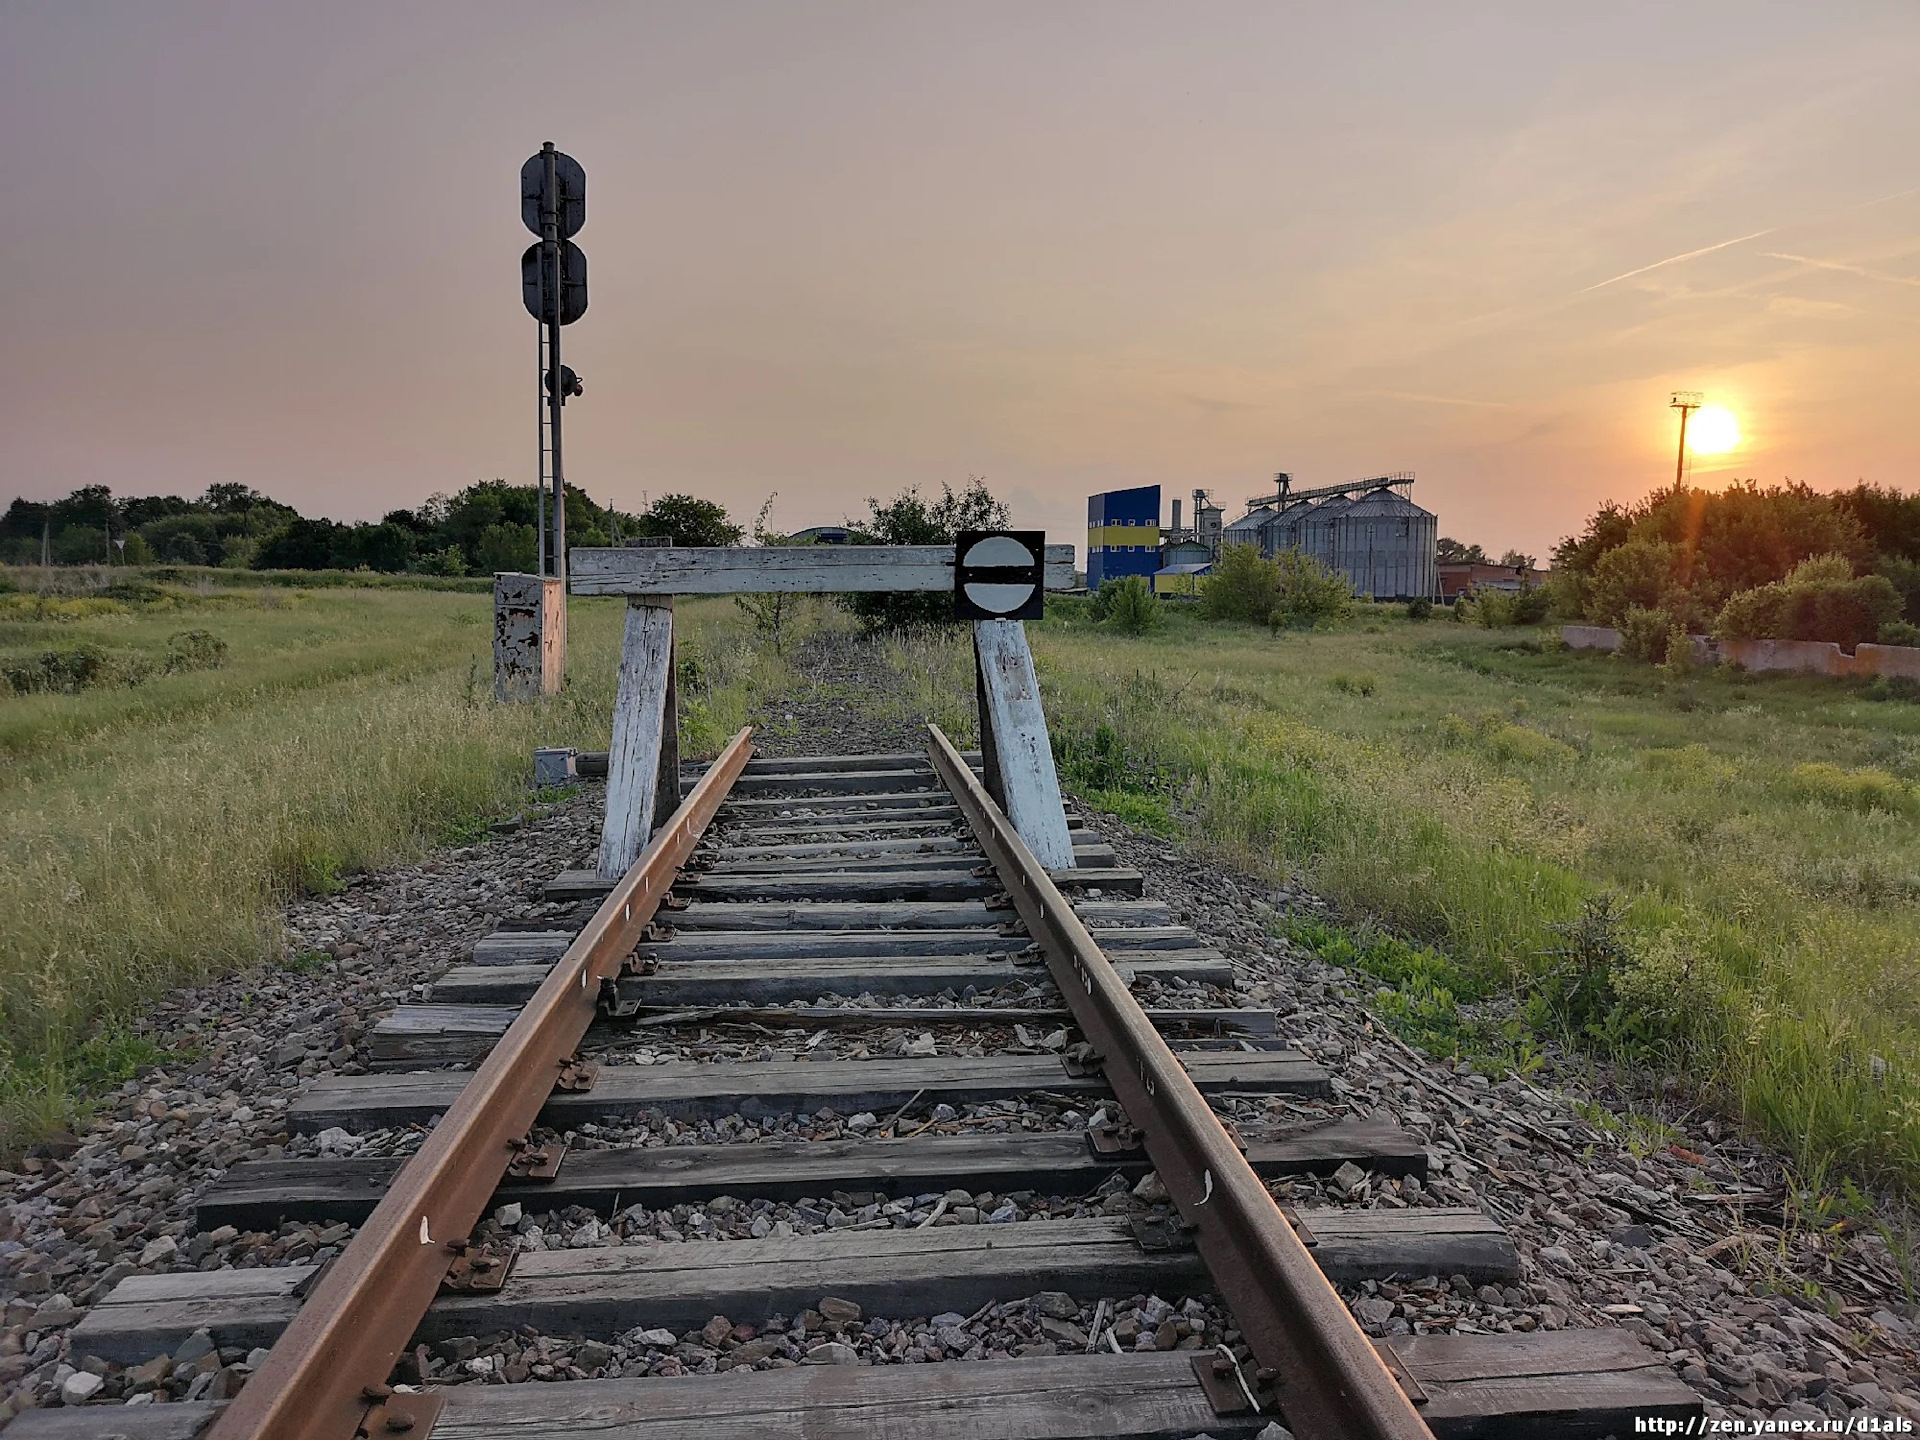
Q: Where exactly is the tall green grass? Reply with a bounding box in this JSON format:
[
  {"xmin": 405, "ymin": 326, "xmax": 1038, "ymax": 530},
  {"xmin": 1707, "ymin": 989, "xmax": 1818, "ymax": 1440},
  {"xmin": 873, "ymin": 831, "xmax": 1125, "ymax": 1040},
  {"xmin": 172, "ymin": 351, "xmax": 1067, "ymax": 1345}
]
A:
[
  {"xmin": 880, "ymin": 608, "xmax": 1920, "ymax": 1196},
  {"xmin": 0, "ymin": 580, "xmax": 783, "ymax": 1150}
]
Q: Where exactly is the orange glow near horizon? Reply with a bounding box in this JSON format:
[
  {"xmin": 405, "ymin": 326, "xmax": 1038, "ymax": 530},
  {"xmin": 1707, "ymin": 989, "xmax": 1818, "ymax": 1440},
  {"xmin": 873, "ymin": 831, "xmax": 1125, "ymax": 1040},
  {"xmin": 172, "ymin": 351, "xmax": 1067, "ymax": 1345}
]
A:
[{"xmin": 1689, "ymin": 406, "xmax": 1742, "ymax": 456}]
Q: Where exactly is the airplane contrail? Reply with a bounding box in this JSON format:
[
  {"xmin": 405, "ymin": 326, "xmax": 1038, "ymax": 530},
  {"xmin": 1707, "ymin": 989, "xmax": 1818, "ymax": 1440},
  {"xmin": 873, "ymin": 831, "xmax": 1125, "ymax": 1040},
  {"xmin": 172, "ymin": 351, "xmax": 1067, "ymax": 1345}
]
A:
[
  {"xmin": 1577, "ymin": 229, "xmax": 1774, "ymax": 293},
  {"xmin": 1763, "ymin": 251, "xmax": 1920, "ymax": 288}
]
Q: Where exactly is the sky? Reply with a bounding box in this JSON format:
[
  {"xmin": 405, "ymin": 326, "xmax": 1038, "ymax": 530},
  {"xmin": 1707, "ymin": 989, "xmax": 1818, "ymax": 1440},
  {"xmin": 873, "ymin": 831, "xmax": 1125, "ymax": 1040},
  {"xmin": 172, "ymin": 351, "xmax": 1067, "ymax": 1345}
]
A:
[{"xmin": 2, "ymin": 2, "xmax": 1916, "ymax": 560}]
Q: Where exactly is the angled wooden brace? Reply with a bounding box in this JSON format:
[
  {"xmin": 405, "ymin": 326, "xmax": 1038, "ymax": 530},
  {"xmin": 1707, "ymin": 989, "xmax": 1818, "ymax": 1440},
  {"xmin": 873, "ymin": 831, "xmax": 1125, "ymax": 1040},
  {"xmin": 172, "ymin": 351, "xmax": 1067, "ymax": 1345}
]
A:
[
  {"xmin": 972, "ymin": 618, "xmax": 1075, "ymax": 870},
  {"xmin": 598, "ymin": 597, "xmax": 677, "ymax": 878}
]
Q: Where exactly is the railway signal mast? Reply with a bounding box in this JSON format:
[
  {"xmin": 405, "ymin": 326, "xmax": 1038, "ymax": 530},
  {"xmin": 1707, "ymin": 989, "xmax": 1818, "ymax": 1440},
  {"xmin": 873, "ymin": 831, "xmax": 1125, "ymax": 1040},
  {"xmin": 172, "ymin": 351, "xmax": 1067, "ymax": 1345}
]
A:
[{"xmin": 520, "ymin": 143, "xmax": 588, "ymax": 584}]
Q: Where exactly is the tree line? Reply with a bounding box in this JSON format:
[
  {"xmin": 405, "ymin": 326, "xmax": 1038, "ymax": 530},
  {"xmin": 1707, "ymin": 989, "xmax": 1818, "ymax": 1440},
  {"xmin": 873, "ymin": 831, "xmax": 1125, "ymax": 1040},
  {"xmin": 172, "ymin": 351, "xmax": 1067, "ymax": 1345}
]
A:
[
  {"xmin": 0, "ymin": 482, "xmax": 741, "ymax": 576},
  {"xmin": 1548, "ymin": 481, "xmax": 1920, "ymax": 657}
]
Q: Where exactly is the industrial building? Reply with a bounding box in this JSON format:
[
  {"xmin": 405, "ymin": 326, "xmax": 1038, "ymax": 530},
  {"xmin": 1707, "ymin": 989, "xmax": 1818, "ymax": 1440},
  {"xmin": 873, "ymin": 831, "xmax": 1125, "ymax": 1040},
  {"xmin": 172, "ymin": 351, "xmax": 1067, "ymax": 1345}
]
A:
[
  {"xmin": 1085, "ymin": 485, "xmax": 1162, "ymax": 589},
  {"xmin": 1089, "ymin": 472, "xmax": 1438, "ymax": 602},
  {"xmin": 1217, "ymin": 473, "xmax": 1437, "ymax": 601}
]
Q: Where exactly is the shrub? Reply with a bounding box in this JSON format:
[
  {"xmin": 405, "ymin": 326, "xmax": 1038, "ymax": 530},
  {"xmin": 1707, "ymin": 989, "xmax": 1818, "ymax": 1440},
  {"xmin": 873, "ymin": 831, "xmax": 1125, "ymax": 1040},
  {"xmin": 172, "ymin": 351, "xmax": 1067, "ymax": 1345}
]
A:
[
  {"xmin": 1199, "ymin": 543, "xmax": 1281, "ymax": 624},
  {"xmin": 1879, "ymin": 620, "xmax": 1920, "ymax": 648},
  {"xmin": 1104, "ymin": 575, "xmax": 1162, "ymax": 635},
  {"xmin": 1586, "ymin": 539, "xmax": 1680, "ymax": 625},
  {"xmin": 165, "ymin": 630, "xmax": 228, "ymax": 673},
  {"xmin": 3, "ymin": 644, "xmax": 114, "ymax": 694},
  {"xmin": 1269, "ymin": 550, "xmax": 1353, "ymax": 628},
  {"xmin": 1329, "ymin": 672, "xmax": 1377, "ymax": 696},
  {"xmin": 1404, "ymin": 596, "xmax": 1432, "ymax": 621},
  {"xmin": 1088, "ymin": 579, "xmax": 1120, "ymax": 622},
  {"xmin": 1787, "ymin": 762, "xmax": 1913, "ymax": 815},
  {"xmin": 1661, "ymin": 622, "xmax": 1695, "ymax": 675},
  {"xmin": 1618, "ymin": 606, "xmax": 1674, "ymax": 663},
  {"xmin": 1714, "ymin": 553, "xmax": 1903, "ymax": 649}
]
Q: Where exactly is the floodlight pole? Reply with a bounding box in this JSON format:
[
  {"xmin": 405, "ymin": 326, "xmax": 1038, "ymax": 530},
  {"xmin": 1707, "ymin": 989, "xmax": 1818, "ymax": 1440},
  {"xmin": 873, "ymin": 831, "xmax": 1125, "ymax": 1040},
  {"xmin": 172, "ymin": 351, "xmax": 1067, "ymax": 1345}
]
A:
[
  {"xmin": 543, "ymin": 142, "xmax": 567, "ymax": 587},
  {"xmin": 1670, "ymin": 391, "xmax": 1701, "ymax": 490}
]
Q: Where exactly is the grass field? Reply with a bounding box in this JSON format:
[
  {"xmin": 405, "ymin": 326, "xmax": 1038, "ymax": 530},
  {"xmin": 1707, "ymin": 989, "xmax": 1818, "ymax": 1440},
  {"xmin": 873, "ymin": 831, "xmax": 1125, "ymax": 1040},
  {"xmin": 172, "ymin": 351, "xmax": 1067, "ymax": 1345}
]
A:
[
  {"xmin": 881, "ymin": 606, "xmax": 1920, "ymax": 1199},
  {"xmin": 0, "ymin": 570, "xmax": 784, "ymax": 1151}
]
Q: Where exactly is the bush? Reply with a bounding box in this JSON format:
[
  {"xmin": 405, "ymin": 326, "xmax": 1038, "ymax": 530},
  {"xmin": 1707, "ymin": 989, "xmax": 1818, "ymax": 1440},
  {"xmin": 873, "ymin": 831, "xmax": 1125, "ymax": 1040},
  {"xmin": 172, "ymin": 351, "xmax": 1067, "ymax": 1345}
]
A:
[
  {"xmin": 1199, "ymin": 543, "xmax": 1281, "ymax": 623},
  {"xmin": 1787, "ymin": 762, "xmax": 1913, "ymax": 815},
  {"xmin": 1714, "ymin": 554, "xmax": 1903, "ymax": 649},
  {"xmin": 1879, "ymin": 619, "xmax": 1920, "ymax": 648},
  {"xmin": 1103, "ymin": 575, "xmax": 1162, "ymax": 635},
  {"xmin": 1618, "ymin": 606, "xmax": 1674, "ymax": 663},
  {"xmin": 1586, "ymin": 539, "xmax": 1680, "ymax": 625},
  {"xmin": 165, "ymin": 630, "xmax": 228, "ymax": 673},
  {"xmin": 1404, "ymin": 596, "xmax": 1433, "ymax": 621},
  {"xmin": 1329, "ymin": 672, "xmax": 1377, "ymax": 696},
  {"xmin": 1661, "ymin": 622, "xmax": 1695, "ymax": 675},
  {"xmin": 3, "ymin": 644, "xmax": 114, "ymax": 694},
  {"xmin": 1271, "ymin": 550, "xmax": 1353, "ymax": 627}
]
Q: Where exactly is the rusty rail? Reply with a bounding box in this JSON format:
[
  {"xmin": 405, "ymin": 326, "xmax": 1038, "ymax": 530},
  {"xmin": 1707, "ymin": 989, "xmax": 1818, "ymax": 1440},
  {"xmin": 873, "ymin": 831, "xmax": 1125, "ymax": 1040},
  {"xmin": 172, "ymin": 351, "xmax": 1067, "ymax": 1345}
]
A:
[
  {"xmin": 210, "ymin": 726, "xmax": 756, "ymax": 1440},
  {"xmin": 926, "ymin": 723, "xmax": 1432, "ymax": 1440}
]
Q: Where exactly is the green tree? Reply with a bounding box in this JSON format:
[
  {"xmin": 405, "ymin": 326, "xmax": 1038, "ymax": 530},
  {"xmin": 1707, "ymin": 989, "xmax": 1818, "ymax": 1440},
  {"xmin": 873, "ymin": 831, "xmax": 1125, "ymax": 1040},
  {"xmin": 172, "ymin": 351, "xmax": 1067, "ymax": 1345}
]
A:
[
  {"xmin": 840, "ymin": 478, "xmax": 1010, "ymax": 633},
  {"xmin": 1270, "ymin": 549, "xmax": 1353, "ymax": 627},
  {"xmin": 469, "ymin": 522, "xmax": 538, "ymax": 574},
  {"xmin": 1199, "ymin": 543, "xmax": 1282, "ymax": 623},
  {"xmin": 1714, "ymin": 554, "xmax": 1902, "ymax": 648},
  {"xmin": 632, "ymin": 494, "xmax": 742, "ymax": 548}
]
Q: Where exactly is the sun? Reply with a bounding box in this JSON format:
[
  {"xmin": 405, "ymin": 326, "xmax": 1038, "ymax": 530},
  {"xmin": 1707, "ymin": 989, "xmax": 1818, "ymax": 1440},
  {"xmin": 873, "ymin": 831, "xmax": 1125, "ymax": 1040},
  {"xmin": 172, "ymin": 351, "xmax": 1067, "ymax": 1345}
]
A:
[{"xmin": 1689, "ymin": 406, "xmax": 1741, "ymax": 455}]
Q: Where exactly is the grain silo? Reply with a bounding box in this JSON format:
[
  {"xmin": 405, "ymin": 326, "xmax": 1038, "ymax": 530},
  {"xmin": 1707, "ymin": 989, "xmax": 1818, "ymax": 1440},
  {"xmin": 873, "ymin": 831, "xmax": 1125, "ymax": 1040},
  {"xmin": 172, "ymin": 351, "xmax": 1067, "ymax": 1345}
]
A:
[{"xmin": 1233, "ymin": 472, "xmax": 1436, "ymax": 601}]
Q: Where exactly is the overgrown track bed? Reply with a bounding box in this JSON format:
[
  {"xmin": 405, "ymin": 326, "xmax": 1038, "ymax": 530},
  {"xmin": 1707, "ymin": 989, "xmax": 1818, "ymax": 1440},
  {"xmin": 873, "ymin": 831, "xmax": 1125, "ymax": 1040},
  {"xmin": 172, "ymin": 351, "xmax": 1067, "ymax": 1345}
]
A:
[{"xmin": 15, "ymin": 742, "xmax": 1704, "ymax": 1439}]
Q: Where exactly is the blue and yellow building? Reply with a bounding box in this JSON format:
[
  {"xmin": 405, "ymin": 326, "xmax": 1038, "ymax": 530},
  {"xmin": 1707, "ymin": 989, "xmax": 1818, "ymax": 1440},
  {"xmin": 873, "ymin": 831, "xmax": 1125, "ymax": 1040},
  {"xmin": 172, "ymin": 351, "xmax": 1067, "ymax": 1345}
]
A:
[{"xmin": 1086, "ymin": 486, "xmax": 1161, "ymax": 589}]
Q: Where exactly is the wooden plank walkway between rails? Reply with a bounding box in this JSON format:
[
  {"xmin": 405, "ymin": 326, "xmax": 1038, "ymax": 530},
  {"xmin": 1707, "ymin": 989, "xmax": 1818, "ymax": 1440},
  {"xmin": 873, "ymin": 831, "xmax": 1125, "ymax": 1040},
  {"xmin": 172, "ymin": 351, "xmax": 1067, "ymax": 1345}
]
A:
[
  {"xmin": 290, "ymin": 1051, "xmax": 1335, "ymax": 1133},
  {"xmin": 73, "ymin": 1213, "xmax": 1514, "ymax": 1366},
  {"xmin": 195, "ymin": 1119, "xmax": 1428, "ymax": 1231}
]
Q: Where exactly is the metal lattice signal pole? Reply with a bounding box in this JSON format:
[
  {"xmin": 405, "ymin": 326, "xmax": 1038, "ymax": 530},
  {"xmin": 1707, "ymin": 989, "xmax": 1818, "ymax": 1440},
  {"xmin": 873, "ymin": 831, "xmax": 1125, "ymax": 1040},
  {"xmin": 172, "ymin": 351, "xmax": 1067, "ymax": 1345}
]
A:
[
  {"xmin": 1670, "ymin": 391, "xmax": 1701, "ymax": 489},
  {"xmin": 541, "ymin": 144, "xmax": 567, "ymax": 585}
]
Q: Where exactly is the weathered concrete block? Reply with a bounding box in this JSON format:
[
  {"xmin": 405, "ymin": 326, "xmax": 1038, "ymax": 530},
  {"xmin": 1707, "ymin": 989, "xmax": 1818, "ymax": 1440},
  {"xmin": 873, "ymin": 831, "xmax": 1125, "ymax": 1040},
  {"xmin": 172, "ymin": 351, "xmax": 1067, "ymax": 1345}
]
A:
[{"xmin": 493, "ymin": 573, "xmax": 565, "ymax": 702}]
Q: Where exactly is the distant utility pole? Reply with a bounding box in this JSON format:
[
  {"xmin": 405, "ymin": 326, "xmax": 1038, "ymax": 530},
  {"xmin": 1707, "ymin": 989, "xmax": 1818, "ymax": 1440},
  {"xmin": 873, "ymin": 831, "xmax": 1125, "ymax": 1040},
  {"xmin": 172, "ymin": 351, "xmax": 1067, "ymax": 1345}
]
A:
[{"xmin": 1670, "ymin": 391, "xmax": 1702, "ymax": 489}]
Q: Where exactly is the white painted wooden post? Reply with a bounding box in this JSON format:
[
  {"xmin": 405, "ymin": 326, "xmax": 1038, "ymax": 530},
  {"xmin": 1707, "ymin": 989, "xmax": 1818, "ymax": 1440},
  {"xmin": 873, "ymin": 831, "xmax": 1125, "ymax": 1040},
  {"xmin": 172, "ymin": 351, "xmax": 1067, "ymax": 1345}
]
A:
[
  {"xmin": 598, "ymin": 597, "xmax": 675, "ymax": 878},
  {"xmin": 972, "ymin": 619, "xmax": 1075, "ymax": 869}
]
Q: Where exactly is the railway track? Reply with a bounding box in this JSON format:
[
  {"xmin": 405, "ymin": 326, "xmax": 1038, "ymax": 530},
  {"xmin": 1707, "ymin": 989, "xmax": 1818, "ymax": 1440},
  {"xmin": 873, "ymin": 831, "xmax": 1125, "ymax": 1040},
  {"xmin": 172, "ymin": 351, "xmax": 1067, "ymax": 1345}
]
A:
[{"xmin": 17, "ymin": 729, "xmax": 1702, "ymax": 1439}]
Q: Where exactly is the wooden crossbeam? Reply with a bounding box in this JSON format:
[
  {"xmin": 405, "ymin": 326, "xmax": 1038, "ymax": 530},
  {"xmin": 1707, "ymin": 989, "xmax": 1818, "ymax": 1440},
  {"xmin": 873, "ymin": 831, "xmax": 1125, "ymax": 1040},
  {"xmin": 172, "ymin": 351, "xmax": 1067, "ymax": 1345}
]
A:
[{"xmin": 569, "ymin": 544, "xmax": 1076, "ymax": 596}]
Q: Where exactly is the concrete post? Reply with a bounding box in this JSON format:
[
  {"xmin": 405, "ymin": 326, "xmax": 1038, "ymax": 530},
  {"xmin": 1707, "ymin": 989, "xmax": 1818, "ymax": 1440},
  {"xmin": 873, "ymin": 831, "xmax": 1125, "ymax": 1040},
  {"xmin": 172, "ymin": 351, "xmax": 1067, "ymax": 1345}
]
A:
[{"xmin": 493, "ymin": 573, "xmax": 565, "ymax": 702}]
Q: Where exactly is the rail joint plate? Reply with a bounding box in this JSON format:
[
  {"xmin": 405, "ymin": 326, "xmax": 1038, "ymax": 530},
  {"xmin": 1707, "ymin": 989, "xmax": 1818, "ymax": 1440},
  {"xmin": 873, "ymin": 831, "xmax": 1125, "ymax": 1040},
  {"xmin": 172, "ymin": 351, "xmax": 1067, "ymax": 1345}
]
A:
[{"xmin": 356, "ymin": 1388, "xmax": 445, "ymax": 1437}]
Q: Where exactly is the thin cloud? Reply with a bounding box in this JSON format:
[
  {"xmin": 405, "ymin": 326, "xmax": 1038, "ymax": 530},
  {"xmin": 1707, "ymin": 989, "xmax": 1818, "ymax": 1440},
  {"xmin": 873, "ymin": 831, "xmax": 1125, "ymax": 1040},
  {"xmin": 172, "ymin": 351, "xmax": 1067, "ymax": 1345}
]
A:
[
  {"xmin": 1576, "ymin": 229, "xmax": 1775, "ymax": 293},
  {"xmin": 1368, "ymin": 390, "xmax": 1510, "ymax": 409},
  {"xmin": 1763, "ymin": 251, "xmax": 1920, "ymax": 288}
]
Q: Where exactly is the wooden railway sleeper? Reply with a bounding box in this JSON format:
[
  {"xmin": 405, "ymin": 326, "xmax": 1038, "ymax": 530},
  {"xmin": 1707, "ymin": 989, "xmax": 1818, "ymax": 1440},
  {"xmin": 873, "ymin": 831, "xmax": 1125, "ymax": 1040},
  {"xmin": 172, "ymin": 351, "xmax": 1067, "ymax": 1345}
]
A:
[{"xmin": 1374, "ymin": 1342, "xmax": 1431, "ymax": 1406}]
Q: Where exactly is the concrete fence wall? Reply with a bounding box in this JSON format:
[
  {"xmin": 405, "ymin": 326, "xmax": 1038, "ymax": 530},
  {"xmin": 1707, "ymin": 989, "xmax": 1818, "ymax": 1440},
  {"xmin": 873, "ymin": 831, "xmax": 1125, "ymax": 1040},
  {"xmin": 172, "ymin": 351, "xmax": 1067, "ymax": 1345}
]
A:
[{"xmin": 1560, "ymin": 625, "xmax": 1920, "ymax": 680}]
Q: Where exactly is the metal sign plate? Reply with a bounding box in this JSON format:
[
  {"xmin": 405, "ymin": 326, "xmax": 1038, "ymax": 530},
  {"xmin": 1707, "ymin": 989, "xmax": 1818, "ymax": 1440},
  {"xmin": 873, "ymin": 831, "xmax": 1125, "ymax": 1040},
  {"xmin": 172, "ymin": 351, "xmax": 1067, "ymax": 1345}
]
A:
[
  {"xmin": 521, "ymin": 150, "xmax": 586, "ymax": 238},
  {"xmin": 954, "ymin": 530, "xmax": 1046, "ymax": 620},
  {"xmin": 521, "ymin": 240, "xmax": 588, "ymax": 325}
]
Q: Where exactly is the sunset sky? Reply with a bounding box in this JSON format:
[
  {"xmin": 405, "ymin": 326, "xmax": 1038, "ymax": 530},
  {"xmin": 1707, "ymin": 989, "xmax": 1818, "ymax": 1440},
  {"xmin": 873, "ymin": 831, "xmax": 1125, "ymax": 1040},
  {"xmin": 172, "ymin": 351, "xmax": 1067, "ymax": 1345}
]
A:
[{"xmin": 2, "ymin": 2, "xmax": 1916, "ymax": 559}]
